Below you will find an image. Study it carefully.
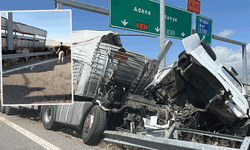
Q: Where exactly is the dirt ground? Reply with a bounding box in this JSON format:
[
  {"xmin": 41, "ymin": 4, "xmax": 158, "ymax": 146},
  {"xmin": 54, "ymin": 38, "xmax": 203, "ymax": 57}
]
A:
[{"xmin": 2, "ymin": 57, "xmax": 72, "ymax": 105}]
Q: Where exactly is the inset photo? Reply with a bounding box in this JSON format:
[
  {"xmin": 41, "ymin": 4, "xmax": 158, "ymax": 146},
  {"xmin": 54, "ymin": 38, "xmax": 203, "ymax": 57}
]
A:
[{"xmin": 1, "ymin": 10, "xmax": 72, "ymax": 105}]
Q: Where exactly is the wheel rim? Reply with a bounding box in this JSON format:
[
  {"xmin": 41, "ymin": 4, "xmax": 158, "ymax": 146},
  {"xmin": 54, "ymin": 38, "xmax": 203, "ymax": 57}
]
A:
[
  {"xmin": 44, "ymin": 106, "xmax": 52, "ymax": 123},
  {"xmin": 83, "ymin": 112, "xmax": 94, "ymax": 134}
]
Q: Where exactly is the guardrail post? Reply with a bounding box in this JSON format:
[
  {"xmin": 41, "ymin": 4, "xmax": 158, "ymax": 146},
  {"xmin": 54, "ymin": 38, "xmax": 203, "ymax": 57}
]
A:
[
  {"xmin": 240, "ymin": 137, "xmax": 250, "ymax": 150},
  {"xmin": 164, "ymin": 125, "xmax": 176, "ymax": 139},
  {"xmin": 26, "ymin": 56, "xmax": 28, "ymax": 62}
]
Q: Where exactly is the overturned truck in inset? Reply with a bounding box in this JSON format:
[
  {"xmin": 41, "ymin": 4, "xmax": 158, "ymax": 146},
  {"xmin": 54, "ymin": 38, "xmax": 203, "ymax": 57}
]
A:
[{"xmin": 41, "ymin": 30, "xmax": 250, "ymax": 146}]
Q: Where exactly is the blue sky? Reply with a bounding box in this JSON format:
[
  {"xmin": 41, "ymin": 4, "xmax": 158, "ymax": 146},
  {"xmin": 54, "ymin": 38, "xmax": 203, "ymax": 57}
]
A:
[
  {"xmin": 1, "ymin": 0, "xmax": 250, "ymax": 69},
  {"xmin": 1, "ymin": 10, "xmax": 71, "ymax": 43}
]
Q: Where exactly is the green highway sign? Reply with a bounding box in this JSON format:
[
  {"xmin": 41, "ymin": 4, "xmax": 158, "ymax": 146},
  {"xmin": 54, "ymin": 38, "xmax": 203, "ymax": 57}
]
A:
[
  {"xmin": 109, "ymin": 0, "xmax": 192, "ymax": 39},
  {"xmin": 195, "ymin": 14, "xmax": 213, "ymax": 45}
]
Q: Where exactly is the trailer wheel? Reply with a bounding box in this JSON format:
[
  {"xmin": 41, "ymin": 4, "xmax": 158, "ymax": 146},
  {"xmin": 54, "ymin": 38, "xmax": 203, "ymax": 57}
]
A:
[
  {"xmin": 5, "ymin": 106, "xmax": 16, "ymax": 115},
  {"xmin": 82, "ymin": 105, "xmax": 106, "ymax": 145},
  {"xmin": 41, "ymin": 106, "xmax": 59, "ymax": 130}
]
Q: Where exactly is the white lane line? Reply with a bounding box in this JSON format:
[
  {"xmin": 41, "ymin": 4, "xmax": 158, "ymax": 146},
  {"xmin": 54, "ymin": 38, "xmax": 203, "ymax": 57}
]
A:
[
  {"xmin": 0, "ymin": 117, "xmax": 60, "ymax": 150},
  {"xmin": 3, "ymin": 58, "xmax": 58, "ymax": 74}
]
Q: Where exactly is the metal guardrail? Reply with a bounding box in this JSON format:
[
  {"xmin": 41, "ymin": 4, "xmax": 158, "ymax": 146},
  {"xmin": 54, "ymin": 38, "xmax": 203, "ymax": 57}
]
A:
[
  {"xmin": 2, "ymin": 51, "xmax": 55, "ymax": 62},
  {"xmin": 1, "ymin": 33, "xmax": 45, "ymax": 41},
  {"xmin": 103, "ymin": 127, "xmax": 250, "ymax": 150},
  {"xmin": 54, "ymin": 0, "xmax": 109, "ymax": 15}
]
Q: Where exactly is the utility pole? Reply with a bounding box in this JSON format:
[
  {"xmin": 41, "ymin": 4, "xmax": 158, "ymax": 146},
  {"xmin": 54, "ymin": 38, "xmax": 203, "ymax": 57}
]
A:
[{"xmin": 7, "ymin": 12, "xmax": 14, "ymax": 51}]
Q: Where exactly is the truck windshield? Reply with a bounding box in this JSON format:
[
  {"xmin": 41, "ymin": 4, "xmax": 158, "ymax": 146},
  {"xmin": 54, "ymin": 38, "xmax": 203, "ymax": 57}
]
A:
[{"xmin": 222, "ymin": 66, "xmax": 242, "ymax": 93}]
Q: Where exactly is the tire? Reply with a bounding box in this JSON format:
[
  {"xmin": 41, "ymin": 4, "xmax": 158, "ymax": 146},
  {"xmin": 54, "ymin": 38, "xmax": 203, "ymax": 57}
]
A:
[
  {"xmin": 5, "ymin": 106, "xmax": 16, "ymax": 115},
  {"xmin": 41, "ymin": 106, "xmax": 59, "ymax": 130},
  {"xmin": 201, "ymin": 40, "xmax": 216, "ymax": 61},
  {"xmin": 82, "ymin": 105, "xmax": 106, "ymax": 145}
]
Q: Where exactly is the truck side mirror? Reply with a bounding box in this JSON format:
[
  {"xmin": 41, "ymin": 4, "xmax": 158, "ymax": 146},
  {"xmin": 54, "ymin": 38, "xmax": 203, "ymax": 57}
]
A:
[{"xmin": 229, "ymin": 66, "xmax": 238, "ymax": 76}]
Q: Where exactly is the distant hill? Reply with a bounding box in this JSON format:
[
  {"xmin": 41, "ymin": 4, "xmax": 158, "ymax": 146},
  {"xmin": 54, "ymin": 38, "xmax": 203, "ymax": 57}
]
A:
[{"xmin": 45, "ymin": 39, "xmax": 70, "ymax": 47}]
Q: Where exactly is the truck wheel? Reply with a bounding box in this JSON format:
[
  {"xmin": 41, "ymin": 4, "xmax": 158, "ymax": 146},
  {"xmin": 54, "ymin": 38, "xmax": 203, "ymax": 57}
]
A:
[
  {"xmin": 5, "ymin": 106, "xmax": 16, "ymax": 115},
  {"xmin": 82, "ymin": 105, "xmax": 106, "ymax": 145},
  {"xmin": 41, "ymin": 106, "xmax": 59, "ymax": 130}
]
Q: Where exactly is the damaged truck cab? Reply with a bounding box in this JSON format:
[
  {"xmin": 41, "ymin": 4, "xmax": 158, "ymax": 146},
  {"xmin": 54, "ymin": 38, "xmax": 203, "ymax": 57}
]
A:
[
  {"xmin": 151, "ymin": 33, "xmax": 250, "ymax": 136},
  {"xmin": 182, "ymin": 33, "xmax": 249, "ymax": 119}
]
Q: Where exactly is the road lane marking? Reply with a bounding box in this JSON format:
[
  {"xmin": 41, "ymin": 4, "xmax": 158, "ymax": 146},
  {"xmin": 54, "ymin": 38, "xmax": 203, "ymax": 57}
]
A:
[
  {"xmin": 0, "ymin": 116, "xmax": 60, "ymax": 150},
  {"xmin": 3, "ymin": 58, "xmax": 58, "ymax": 74}
]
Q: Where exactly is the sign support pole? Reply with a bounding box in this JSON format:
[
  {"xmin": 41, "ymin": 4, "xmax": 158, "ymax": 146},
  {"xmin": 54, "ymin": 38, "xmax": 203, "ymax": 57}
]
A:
[
  {"xmin": 55, "ymin": 2, "xmax": 63, "ymax": 9},
  {"xmin": 159, "ymin": 0, "xmax": 166, "ymax": 70},
  {"xmin": 242, "ymin": 45, "xmax": 248, "ymax": 95}
]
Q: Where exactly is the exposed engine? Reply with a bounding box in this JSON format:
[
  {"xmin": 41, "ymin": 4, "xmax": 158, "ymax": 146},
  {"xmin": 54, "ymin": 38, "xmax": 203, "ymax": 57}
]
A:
[
  {"xmin": 99, "ymin": 50, "xmax": 250, "ymax": 137},
  {"xmin": 143, "ymin": 51, "xmax": 250, "ymax": 136}
]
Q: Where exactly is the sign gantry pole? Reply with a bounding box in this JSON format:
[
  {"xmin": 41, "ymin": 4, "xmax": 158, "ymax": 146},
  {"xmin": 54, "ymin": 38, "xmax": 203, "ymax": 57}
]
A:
[{"xmin": 159, "ymin": 0, "xmax": 166, "ymax": 70}]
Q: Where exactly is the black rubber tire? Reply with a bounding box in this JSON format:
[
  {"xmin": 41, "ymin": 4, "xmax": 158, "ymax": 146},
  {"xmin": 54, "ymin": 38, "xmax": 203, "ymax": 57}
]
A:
[
  {"xmin": 201, "ymin": 40, "xmax": 216, "ymax": 61},
  {"xmin": 5, "ymin": 106, "xmax": 16, "ymax": 115},
  {"xmin": 41, "ymin": 106, "xmax": 59, "ymax": 130},
  {"xmin": 82, "ymin": 105, "xmax": 106, "ymax": 145},
  {"xmin": 1, "ymin": 105, "xmax": 5, "ymax": 113}
]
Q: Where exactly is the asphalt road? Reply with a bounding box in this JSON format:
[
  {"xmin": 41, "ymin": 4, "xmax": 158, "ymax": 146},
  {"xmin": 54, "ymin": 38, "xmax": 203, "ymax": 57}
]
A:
[
  {"xmin": 0, "ymin": 110, "xmax": 144, "ymax": 150},
  {"xmin": 0, "ymin": 110, "xmax": 135, "ymax": 150},
  {"xmin": 0, "ymin": 110, "xmax": 99, "ymax": 150},
  {"xmin": 2, "ymin": 57, "xmax": 72, "ymax": 105}
]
